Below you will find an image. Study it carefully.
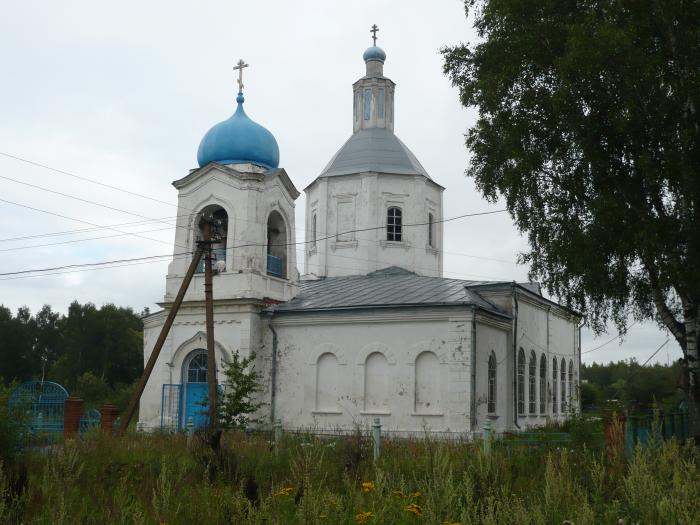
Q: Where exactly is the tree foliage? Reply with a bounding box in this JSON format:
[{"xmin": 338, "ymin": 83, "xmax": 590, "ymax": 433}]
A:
[
  {"xmin": 218, "ymin": 351, "xmax": 263, "ymax": 430},
  {"xmin": 0, "ymin": 302, "xmax": 143, "ymax": 394},
  {"xmin": 443, "ymin": 0, "xmax": 700, "ymax": 431}
]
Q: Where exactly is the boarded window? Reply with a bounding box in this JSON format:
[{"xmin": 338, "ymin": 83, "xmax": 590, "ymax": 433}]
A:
[
  {"xmin": 377, "ymin": 88, "xmax": 385, "ymax": 118},
  {"xmin": 364, "ymin": 88, "xmax": 372, "ymax": 120},
  {"xmin": 336, "ymin": 201, "xmax": 354, "ymax": 241},
  {"xmin": 316, "ymin": 353, "xmax": 339, "ymax": 411},
  {"xmin": 415, "ymin": 351, "xmax": 440, "ymax": 413},
  {"xmin": 364, "ymin": 352, "xmax": 389, "ymax": 412}
]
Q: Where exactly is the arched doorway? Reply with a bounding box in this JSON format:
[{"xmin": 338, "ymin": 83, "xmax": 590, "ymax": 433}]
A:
[{"xmin": 181, "ymin": 349, "xmax": 210, "ymax": 429}]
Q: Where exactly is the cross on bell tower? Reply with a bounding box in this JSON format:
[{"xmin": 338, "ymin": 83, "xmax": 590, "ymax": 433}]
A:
[
  {"xmin": 233, "ymin": 59, "xmax": 249, "ymax": 93},
  {"xmin": 370, "ymin": 24, "xmax": 379, "ymax": 46}
]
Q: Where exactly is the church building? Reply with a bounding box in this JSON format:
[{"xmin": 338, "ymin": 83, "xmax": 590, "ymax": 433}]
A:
[{"xmin": 139, "ymin": 35, "xmax": 581, "ymax": 436}]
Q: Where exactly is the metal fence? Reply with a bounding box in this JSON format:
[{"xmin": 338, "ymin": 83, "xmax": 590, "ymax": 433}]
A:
[
  {"xmin": 624, "ymin": 409, "xmax": 689, "ymax": 455},
  {"xmin": 8, "ymin": 380, "xmax": 69, "ymax": 438}
]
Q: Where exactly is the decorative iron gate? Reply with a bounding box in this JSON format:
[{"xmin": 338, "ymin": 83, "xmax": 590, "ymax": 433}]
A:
[{"xmin": 8, "ymin": 380, "xmax": 69, "ymax": 437}]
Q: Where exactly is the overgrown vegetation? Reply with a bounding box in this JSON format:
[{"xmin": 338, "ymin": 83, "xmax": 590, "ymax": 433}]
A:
[
  {"xmin": 0, "ymin": 302, "xmax": 142, "ymax": 411},
  {"xmin": 0, "ymin": 427, "xmax": 698, "ymax": 524}
]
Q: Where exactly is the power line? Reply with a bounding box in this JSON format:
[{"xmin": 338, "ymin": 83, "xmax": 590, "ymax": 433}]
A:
[
  {"xmin": 581, "ymin": 321, "xmax": 639, "ymax": 355},
  {"xmin": 0, "ymin": 197, "xmax": 184, "ymax": 249},
  {"xmin": 0, "ymin": 208, "xmax": 509, "ymax": 278},
  {"xmin": 0, "ymin": 151, "xmax": 180, "ymax": 209}
]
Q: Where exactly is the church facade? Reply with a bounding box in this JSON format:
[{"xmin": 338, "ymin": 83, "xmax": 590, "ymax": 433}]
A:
[{"xmin": 139, "ymin": 40, "xmax": 581, "ymax": 437}]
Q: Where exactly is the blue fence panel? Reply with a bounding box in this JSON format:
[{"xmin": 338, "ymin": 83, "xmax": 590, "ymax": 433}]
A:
[
  {"xmin": 8, "ymin": 381, "xmax": 69, "ymax": 439},
  {"xmin": 80, "ymin": 408, "xmax": 101, "ymax": 432}
]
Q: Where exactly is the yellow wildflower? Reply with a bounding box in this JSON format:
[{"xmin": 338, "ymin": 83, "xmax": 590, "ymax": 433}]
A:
[
  {"xmin": 404, "ymin": 503, "xmax": 423, "ymax": 516},
  {"xmin": 410, "ymin": 491, "xmax": 422, "ymax": 498},
  {"xmin": 355, "ymin": 511, "xmax": 374, "ymax": 524},
  {"xmin": 319, "ymin": 514, "xmax": 330, "ymax": 520},
  {"xmin": 443, "ymin": 522, "xmax": 461, "ymax": 525},
  {"xmin": 361, "ymin": 481, "xmax": 376, "ymax": 493},
  {"xmin": 273, "ymin": 486, "xmax": 294, "ymax": 497},
  {"xmin": 392, "ymin": 490, "xmax": 406, "ymax": 498}
]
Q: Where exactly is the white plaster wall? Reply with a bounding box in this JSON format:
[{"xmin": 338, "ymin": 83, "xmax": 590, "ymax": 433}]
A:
[
  {"xmin": 137, "ymin": 303, "xmax": 262, "ymax": 431},
  {"xmin": 515, "ymin": 298, "xmax": 580, "ymax": 428},
  {"xmin": 305, "ymin": 173, "xmax": 444, "ymax": 278},
  {"xmin": 270, "ymin": 308, "xmax": 472, "ymax": 435},
  {"xmin": 473, "ymin": 320, "xmax": 511, "ymax": 433},
  {"xmin": 164, "ymin": 164, "xmax": 299, "ymax": 304}
]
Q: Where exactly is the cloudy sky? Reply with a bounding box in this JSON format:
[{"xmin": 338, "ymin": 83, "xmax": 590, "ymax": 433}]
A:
[{"xmin": 0, "ymin": 0, "xmax": 679, "ymax": 365}]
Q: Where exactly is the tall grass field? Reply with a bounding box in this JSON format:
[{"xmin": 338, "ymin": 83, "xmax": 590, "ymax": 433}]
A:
[{"xmin": 1, "ymin": 427, "xmax": 698, "ymax": 524}]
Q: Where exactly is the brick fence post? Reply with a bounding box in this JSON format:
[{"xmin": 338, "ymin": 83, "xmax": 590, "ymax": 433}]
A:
[
  {"xmin": 64, "ymin": 395, "xmax": 84, "ymax": 440},
  {"xmin": 100, "ymin": 404, "xmax": 120, "ymax": 435}
]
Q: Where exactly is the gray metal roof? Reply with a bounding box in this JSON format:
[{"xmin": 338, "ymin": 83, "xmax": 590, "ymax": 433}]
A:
[
  {"xmin": 271, "ymin": 267, "xmax": 509, "ymax": 316},
  {"xmin": 319, "ymin": 128, "xmax": 432, "ymax": 179}
]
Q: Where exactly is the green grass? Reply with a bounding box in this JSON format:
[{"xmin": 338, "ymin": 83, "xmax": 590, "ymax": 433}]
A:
[{"xmin": 0, "ymin": 428, "xmax": 698, "ymax": 524}]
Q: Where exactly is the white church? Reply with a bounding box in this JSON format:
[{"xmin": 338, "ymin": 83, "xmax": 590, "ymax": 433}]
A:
[{"xmin": 139, "ymin": 37, "xmax": 581, "ymax": 436}]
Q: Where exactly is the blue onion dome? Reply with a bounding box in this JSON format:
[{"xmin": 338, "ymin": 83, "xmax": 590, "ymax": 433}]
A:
[
  {"xmin": 363, "ymin": 46, "xmax": 386, "ymax": 63},
  {"xmin": 197, "ymin": 93, "xmax": 280, "ymax": 170}
]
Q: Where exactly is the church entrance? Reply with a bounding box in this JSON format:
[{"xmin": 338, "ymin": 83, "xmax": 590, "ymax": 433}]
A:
[{"xmin": 181, "ymin": 349, "xmax": 210, "ymax": 430}]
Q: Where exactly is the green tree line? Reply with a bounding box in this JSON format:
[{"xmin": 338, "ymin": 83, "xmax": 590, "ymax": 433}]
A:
[
  {"xmin": 0, "ymin": 301, "xmax": 143, "ymax": 409},
  {"xmin": 581, "ymin": 359, "xmax": 685, "ymax": 412}
]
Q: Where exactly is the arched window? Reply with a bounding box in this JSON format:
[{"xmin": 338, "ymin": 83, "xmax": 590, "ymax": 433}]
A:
[
  {"xmin": 568, "ymin": 359, "xmax": 574, "ymax": 410},
  {"xmin": 517, "ymin": 348, "xmax": 525, "ymax": 416},
  {"xmin": 387, "ymin": 207, "xmax": 402, "ymax": 242},
  {"xmin": 561, "ymin": 358, "xmax": 567, "ymax": 413},
  {"xmin": 428, "ymin": 213, "xmax": 434, "ymax": 247},
  {"xmin": 415, "ymin": 351, "xmax": 440, "ymax": 413},
  {"xmin": 267, "ymin": 210, "xmax": 287, "ymax": 279},
  {"xmin": 528, "ymin": 351, "xmax": 536, "ymax": 414},
  {"xmin": 195, "ymin": 205, "xmax": 228, "ymax": 273},
  {"xmin": 539, "ymin": 354, "xmax": 547, "ymax": 414},
  {"xmin": 316, "ymin": 353, "xmax": 339, "ymax": 411},
  {"xmin": 183, "ymin": 349, "xmax": 208, "ymax": 383},
  {"xmin": 487, "ymin": 352, "xmax": 497, "ymax": 414},
  {"xmin": 364, "ymin": 352, "xmax": 389, "ymax": 412},
  {"xmin": 552, "ymin": 357, "xmax": 558, "ymax": 414}
]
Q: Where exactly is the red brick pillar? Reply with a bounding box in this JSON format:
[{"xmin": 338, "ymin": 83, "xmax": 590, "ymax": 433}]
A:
[
  {"xmin": 64, "ymin": 395, "xmax": 84, "ymax": 440},
  {"xmin": 100, "ymin": 404, "xmax": 120, "ymax": 435}
]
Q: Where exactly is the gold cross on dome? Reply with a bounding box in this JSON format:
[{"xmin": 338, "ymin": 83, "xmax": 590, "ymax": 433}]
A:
[
  {"xmin": 370, "ymin": 24, "xmax": 379, "ymax": 46},
  {"xmin": 233, "ymin": 59, "xmax": 249, "ymax": 92}
]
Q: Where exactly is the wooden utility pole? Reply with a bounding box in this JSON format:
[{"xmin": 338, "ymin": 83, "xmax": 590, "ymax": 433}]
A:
[
  {"xmin": 201, "ymin": 219, "xmax": 219, "ymax": 432},
  {"xmin": 117, "ymin": 246, "xmax": 205, "ymax": 436}
]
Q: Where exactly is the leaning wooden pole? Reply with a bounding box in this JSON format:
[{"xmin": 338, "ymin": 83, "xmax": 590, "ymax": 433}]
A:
[
  {"xmin": 201, "ymin": 220, "xmax": 219, "ymax": 432},
  {"xmin": 117, "ymin": 247, "xmax": 205, "ymax": 436}
]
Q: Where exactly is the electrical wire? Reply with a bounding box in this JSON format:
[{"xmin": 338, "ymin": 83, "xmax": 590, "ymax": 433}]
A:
[{"xmin": 581, "ymin": 320, "xmax": 639, "ymax": 354}]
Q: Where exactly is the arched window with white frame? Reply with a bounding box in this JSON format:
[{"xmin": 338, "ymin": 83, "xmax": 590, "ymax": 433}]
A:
[
  {"xmin": 560, "ymin": 357, "xmax": 567, "ymax": 413},
  {"xmin": 552, "ymin": 357, "xmax": 558, "ymax": 414},
  {"xmin": 487, "ymin": 352, "xmax": 497, "ymax": 414},
  {"xmin": 517, "ymin": 348, "xmax": 525, "ymax": 416},
  {"xmin": 528, "ymin": 350, "xmax": 536, "ymax": 414},
  {"xmin": 568, "ymin": 359, "xmax": 574, "ymax": 410},
  {"xmin": 539, "ymin": 354, "xmax": 547, "ymax": 414}
]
